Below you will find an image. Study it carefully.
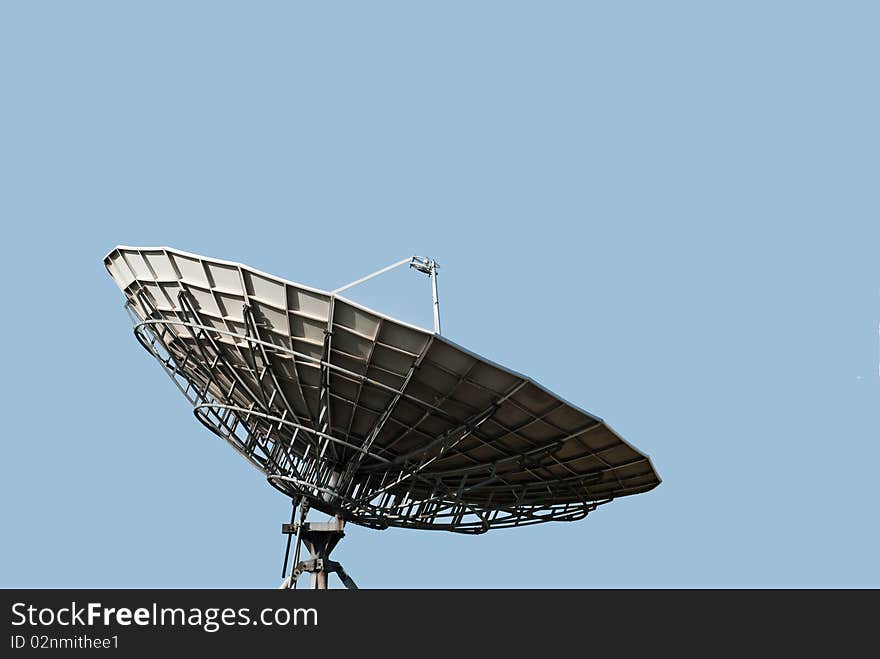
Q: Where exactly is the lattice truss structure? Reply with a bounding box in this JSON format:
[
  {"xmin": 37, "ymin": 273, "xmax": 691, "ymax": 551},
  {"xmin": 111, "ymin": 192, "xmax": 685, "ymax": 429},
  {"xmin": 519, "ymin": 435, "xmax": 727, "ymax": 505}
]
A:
[{"xmin": 106, "ymin": 247, "xmax": 660, "ymax": 534}]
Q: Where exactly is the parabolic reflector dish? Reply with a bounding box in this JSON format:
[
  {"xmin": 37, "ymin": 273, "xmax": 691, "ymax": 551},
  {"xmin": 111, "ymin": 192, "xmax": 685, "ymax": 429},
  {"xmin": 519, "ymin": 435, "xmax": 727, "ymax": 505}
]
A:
[{"xmin": 105, "ymin": 246, "xmax": 660, "ymax": 536}]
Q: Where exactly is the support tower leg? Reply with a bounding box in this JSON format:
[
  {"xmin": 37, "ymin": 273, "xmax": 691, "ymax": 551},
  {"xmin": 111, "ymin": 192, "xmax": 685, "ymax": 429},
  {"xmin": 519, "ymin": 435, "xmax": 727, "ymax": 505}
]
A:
[{"xmin": 279, "ymin": 508, "xmax": 358, "ymax": 590}]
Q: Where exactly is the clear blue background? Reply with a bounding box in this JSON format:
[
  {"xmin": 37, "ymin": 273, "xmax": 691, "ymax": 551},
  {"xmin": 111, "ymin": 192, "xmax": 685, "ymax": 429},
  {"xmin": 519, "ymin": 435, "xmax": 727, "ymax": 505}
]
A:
[{"xmin": 1, "ymin": 2, "xmax": 877, "ymax": 587}]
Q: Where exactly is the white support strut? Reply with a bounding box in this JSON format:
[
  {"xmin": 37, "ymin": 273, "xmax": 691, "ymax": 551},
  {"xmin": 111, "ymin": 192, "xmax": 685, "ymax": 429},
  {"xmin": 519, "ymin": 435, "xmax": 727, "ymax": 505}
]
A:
[{"xmin": 332, "ymin": 255, "xmax": 442, "ymax": 335}]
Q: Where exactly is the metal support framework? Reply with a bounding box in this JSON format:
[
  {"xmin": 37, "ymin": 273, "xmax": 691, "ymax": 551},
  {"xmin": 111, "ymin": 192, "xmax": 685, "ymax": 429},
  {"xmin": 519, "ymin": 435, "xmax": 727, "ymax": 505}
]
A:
[
  {"xmin": 130, "ymin": 309, "xmax": 623, "ymax": 533},
  {"xmin": 279, "ymin": 515, "xmax": 357, "ymax": 590}
]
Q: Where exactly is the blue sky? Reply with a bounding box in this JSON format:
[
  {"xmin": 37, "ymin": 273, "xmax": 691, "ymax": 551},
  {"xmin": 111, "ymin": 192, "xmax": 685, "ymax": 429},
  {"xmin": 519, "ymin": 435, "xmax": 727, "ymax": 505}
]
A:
[{"xmin": 1, "ymin": 2, "xmax": 877, "ymax": 587}]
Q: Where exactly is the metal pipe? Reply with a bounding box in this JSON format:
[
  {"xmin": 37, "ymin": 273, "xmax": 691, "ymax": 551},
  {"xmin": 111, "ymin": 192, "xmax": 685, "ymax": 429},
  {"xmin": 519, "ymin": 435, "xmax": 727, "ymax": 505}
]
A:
[
  {"xmin": 281, "ymin": 501, "xmax": 297, "ymax": 579},
  {"xmin": 430, "ymin": 262, "xmax": 441, "ymax": 335},
  {"xmin": 332, "ymin": 257, "xmax": 414, "ymax": 294},
  {"xmin": 290, "ymin": 499, "xmax": 308, "ymax": 589}
]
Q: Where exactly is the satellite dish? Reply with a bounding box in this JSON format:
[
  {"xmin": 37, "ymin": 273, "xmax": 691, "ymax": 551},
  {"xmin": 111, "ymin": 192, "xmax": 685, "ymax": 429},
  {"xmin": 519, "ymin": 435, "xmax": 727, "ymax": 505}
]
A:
[{"xmin": 105, "ymin": 246, "xmax": 660, "ymax": 588}]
